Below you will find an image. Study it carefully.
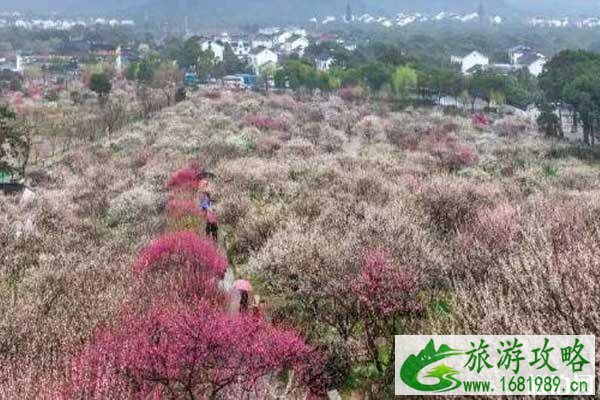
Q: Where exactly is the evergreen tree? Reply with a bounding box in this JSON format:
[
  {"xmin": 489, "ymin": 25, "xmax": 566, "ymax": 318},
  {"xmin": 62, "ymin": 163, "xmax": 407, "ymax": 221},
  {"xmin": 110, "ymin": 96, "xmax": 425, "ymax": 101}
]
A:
[
  {"xmin": 345, "ymin": 2, "xmax": 353, "ymax": 23},
  {"xmin": 220, "ymin": 44, "xmax": 245, "ymax": 76},
  {"xmin": 478, "ymin": 0, "xmax": 488, "ymax": 25},
  {"xmin": 0, "ymin": 105, "xmax": 30, "ymax": 178}
]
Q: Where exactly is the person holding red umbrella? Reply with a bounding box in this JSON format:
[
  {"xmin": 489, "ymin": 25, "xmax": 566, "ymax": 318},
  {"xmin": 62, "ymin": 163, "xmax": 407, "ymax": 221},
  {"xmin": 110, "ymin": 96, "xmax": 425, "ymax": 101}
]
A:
[{"xmin": 233, "ymin": 279, "xmax": 252, "ymax": 313}]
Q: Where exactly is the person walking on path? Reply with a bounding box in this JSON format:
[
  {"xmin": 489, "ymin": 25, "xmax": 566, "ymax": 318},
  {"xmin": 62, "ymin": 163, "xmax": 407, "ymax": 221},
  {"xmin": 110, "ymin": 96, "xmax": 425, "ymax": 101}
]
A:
[
  {"xmin": 199, "ymin": 191, "xmax": 214, "ymax": 212},
  {"xmin": 205, "ymin": 205, "xmax": 218, "ymax": 241},
  {"xmin": 233, "ymin": 280, "xmax": 252, "ymax": 313}
]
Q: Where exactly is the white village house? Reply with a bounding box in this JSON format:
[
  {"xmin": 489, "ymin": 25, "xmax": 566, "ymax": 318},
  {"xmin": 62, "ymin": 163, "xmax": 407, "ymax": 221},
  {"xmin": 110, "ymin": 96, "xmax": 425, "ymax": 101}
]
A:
[
  {"xmin": 251, "ymin": 34, "xmax": 274, "ymax": 49},
  {"xmin": 201, "ymin": 40, "xmax": 225, "ymax": 61},
  {"xmin": 451, "ymin": 51, "xmax": 489, "ymax": 75},
  {"xmin": 274, "ymin": 28, "xmax": 307, "ymax": 45},
  {"xmin": 508, "ymin": 46, "xmax": 546, "ymax": 77},
  {"xmin": 520, "ymin": 54, "xmax": 546, "ymax": 77},
  {"xmin": 230, "ymin": 40, "xmax": 250, "ymax": 57},
  {"xmin": 0, "ymin": 53, "xmax": 23, "ymax": 73},
  {"xmin": 315, "ymin": 55, "xmax": 335, "ymax": 71},
  {"xmin": 283, "ymin": 35, "xmax": 310, "ymax": 55},
  {"xmin": 249, "ymin": 47, "xmax": 278, "ymax": 74},
  {"xmin": 276, "ymin": 31, "xmax": 293, "ymax": 45}
]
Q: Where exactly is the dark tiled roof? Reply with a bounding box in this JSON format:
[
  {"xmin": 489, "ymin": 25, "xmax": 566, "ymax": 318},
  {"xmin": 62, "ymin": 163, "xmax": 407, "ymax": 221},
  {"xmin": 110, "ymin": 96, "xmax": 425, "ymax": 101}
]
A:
[
  {"xmin": 250, "ymin": 46, "xmax": 268, "ymax": 55},
  {"xmin": 518, "ymin": 52, "xmax": 544, "ymax": 66}
]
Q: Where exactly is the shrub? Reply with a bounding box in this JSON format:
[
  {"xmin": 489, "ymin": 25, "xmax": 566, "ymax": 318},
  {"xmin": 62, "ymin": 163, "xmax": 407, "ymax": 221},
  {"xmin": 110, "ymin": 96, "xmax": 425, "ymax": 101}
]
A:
[
  {"xmin": 471, "ymin": 112, "xmax": 491, "ymax": 127},
  {"xmin": 197, "ymin": 137, "xmax": 246, "ymax": 163},
  {"xmin": 339, "ymin": 86, "xmax": 367, "ymax": 103},
  {"xmin": 255, "ymin": 135, "xmax": 282, "ymax": 157},
  {"xmin": 418, "ymin": 131, "xmax": 478, "ymax": 171},
  {"xmin": 493, "ymin": 116, "xmax": 531, "ymax": 138},
  {"xmin": 226, "ymin": 132, "xmax": 256, "ymax": 153},
  {"xmin": 165, "ymin": 198, "xmax": 203, "ymax": 219},
  {"xmin": 134, "ymin": 231, "xmax": 226, "ymax": 278},
  {"xmin": 174, "ymin": 86, "xmax": 186, "ymax": 103},
  {"xmin": 166, "ymin": 165, "xmax": 203, "ymax": 191},
  {"xmin": 452, "ymin": 199, "xmax": 600, "ymax": 338},
  {"xmin": 67, "ymin": 303, "xmax": 329, "ymax": 399},
  {"xmin": 130, "ymin": 148, "xmax": 152, "ymax": 169},
  {"xmin": 235, "ymin": 203, "xmax": 287, "ymax": 258},
  {"xmin": 353, "ymin": 115, "xmax": 385, "ymax": 142},
  {"xmin": 216, "ymin": 191, "xmax": 250, "ymax": 227},
  {"xmin": 133, "ymin": 231, "xmax": 227, "ymax": 304},
  {"xmin": 165, "ymin": 197, "xmax": 205, "ymax": 232},
  {"xmin": 320, "ymin": 128, "xmax": 346, "ymax": 153},
  {"xmin": 459, "ymin": 202, "xmax": 520, "ymax": 256},
  {"xmin": 266, "ymin": 94, "xmax": 297, "ymax": 111},
  {"xmin": 420, "ymin": 179, "xmax": 501, "ymax": 235},
  {"xmin": 456, "ymin": 144, "xmax": 478, "ymax": 166},
  {"xmin": 204, "ymin": 89, "xmax": 222, "ymax": 100},
  {"xmin": 284, "ymin": 138, "xmax": 316, "ymax": 158},
  {"xmin": 353, "ymin": 249, "xmax": 422, "ymax": 317},
  {"xmin": 244, "ymin": 115, "xmax": 289, "ymax": 131},
  {"xmin": 106, "ymin": 186, "xmax": 160, "ymax": 226}
]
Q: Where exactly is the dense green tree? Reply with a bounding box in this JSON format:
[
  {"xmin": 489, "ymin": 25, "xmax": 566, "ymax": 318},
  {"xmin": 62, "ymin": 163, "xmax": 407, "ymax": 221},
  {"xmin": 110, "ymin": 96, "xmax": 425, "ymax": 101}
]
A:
[
  {"xmin": 176, "ymin": 38, "xmax": 203, "ymax": 71},
  {"xmin": 125, "ymin": 52, "xmax": 161, "ymax": 84},
  {"xmin": 125, "ymin": 62, "xmax": 140, "ymax": 81},
  {"xmin": 277, "ymin": 59, "xmax": 317, "ymax": 90},
  {"xmin": 360, "ymin": 62, "xmax": 392, "ymax": 92},
  {"xmin": 150, "ymin": 62, "xmax": 184, "ymax": 106},
  {"xmin": 89, "ymin": 72, "xmax": 112, "ymax": 98},
  {"xmin": 333, "ymin": 67, "xmax": 362, "ymax": 88},
  {"xmin": 274, "ymin": 69, "xmax": 287, "ymax": 89},
  {"xmin": 359, "ymin": 43, "xmax": 408, "ymax": 67},
  {"xmin": 468, "ymin": 70, "xmax": 507, "ymax": 108},
  {"xmin": 563, "ymin": 70, "xmax": 600, "ymax": 145},
  {"xmin": 304, "ymin": 41, "xmax": 352, "ymax": 68},
  {"xmin": 137, "ymin": 58, "xmax": 157, "ymax": 84},
  {"xmin": 391, "ymin": 66, "xmax": 417, "ymax": 101},
  {"xmin": 504, "ymin": 69, "xmax": 540, "ymax": 109},
  {"xmin": 162, "ymin": 36, "xmax": 184, "ymax": 61},
  {"xmin": 214, "ymin": 44, "xmax": 246, "ymax": 77},
  {"xmin": 538, "ymin": 50, "xmax": 599, "ymax": 107},
  {"xmin": 537, "ymin": 101, "xmax": 562, "ymax": 137},
  {"xmin": 0, "ymin": 105, "xmax": 30, "ymax": 178},
  {"xmin": 538, "ymin": 50, "xmax": 600, "ymax": 143},
  {"xmin": 196, "ymin": 49, "xmax": 216, "ymax": 80},
  {"xmin": 420, "ymin": 67, "xmax": 464, "ymax": 101}
]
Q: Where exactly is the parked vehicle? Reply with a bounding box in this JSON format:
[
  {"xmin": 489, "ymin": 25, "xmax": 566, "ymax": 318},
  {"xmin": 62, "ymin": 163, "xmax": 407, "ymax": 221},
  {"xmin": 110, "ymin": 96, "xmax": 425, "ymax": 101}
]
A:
[
  {"xmin": 185, "ymin": 71, "xmax": 200, "ymax": 87},
  {"xmin": 0, "ymin": 169, "xmax": 24, "ymax": 194},
  {"xmin": 222, "ymin": 74, "xmax": 257, "ymax": 89}
]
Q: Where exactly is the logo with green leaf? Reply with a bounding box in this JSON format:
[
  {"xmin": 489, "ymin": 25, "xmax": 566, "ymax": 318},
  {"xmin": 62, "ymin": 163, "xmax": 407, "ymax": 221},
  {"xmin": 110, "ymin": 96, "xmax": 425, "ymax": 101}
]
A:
[{"xmin": 400, "ymin": 339, "xmax": 464, "ymax": 392}]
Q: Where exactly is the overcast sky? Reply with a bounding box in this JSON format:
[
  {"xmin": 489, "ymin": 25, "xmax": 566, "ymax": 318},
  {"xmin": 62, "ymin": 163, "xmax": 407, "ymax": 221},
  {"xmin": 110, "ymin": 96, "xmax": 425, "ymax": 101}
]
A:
[{"xmin": 1, "ymin": 0, "xmax": 598, "ymax": 16}]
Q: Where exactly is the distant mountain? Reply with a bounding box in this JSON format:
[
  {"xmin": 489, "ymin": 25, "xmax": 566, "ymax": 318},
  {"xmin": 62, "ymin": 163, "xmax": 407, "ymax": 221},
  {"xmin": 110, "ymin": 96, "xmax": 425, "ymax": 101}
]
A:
[
  {"xmin": 122, "ymin": 0, "xmax": 512, "ymax": 27},
  {"xmin": 2, "ymin": 0, "xmax": 598, "ymax": 22},
  {"xmin": 505, "ymin": 0, "xmax": 600, "ymax": 15},
  {"xmin": 0, "ymin": 0, "xmax": 148, "ymax": 15}
]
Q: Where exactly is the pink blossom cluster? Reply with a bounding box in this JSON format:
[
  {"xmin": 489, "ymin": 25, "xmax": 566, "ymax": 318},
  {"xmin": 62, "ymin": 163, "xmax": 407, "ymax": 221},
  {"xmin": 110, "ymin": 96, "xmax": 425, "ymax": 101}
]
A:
[
  {"xmin": 419, "ymin": 131, "xmax": 478, "ymax": 170},
  {"xmin": 338, "ymin": 86, "xmax": 367, "ymax": 103},
  {"xmin": 166, "ymin": 198, "xmax": 204, "ymax": 219},
  {"xmin": 63, "ymin": 166, "xmax": 330, "ymax": 398},
  {"xmin": 67, "ymin": 302, "xmax": 329, "ymax": 399},
  {"xmin": 465, "ymin": 203, "xmax": 520, "ymax": 253},
  {"xmin": 472, "ymin": 112, "xmax": 492, "ymax": 127},
  {"xmin": 134, "ymin": 231, "xmax": 227, "ymax": 278},
  {"xmin": 204, "ymin": 89, "xmax": 222, "ymax": 99},
  {"xmin": 456, "ymin": 144, "xmax": 478, "ymax": 166},
  {"xmin": 245, "ymin": 115, "xmax": 289, "ymax": 131},
  {"xmin": 352, "ymin": 250, "xmax": 422, "ymax": 317},
  {"xmin": 165, "ymin": 166, "xmax": 203, "ymax": 191}
]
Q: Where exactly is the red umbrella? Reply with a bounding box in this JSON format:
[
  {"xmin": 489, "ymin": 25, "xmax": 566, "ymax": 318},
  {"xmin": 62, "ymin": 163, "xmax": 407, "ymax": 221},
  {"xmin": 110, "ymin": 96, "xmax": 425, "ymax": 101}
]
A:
[{"xmin": 233, "ymin": 279, "xmax": 252, "ymax": 292}]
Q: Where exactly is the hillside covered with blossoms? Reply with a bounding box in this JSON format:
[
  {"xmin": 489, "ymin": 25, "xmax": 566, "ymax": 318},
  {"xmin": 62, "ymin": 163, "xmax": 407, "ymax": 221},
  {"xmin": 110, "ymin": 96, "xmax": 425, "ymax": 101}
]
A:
[{"xmin": 2, "ymin": 89, "xmax": 600, "ymax": 398}]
